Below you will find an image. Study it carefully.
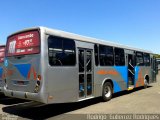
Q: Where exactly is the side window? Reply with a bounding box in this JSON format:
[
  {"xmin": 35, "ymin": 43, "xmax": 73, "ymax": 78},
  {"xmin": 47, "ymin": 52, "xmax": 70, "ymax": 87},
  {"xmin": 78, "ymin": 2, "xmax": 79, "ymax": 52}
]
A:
[
  {"xmin": 48, "ymin": 36, "xmax": 76, "ymax": 66},
  {"xmin": 136, "ymin": 52, "xmax": 144, "ymax": 66},
  {"xmin": 94, "ymin": 44, "xmax": 99, "ymax": 66},
  {"xmin": 99, "ymin": 45, "xmax": 114, "ymax": 66},
  {"xmin": 114, "ymin": 48, "xmax": 125, "ymax": 66},
  {"xmin": 144, "ymin": 53, "xmax": 150, "ymax": 66}
]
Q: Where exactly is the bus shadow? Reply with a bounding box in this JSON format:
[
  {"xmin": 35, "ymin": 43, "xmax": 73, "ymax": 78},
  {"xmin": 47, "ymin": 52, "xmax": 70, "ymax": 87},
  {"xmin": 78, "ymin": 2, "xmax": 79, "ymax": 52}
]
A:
[
  {"xmin": 2, "ymin": 86, "xmax": 153, "ymax": 119},
  {"xmin": 2, "ymin": 97, "xmax": 101, "ymax": 119},
  {"xmin": 0, "ymin": 94, "xmax": 29, "ymax": 105},
  {"xmin": 113, "ymin": 85, "xmax": 152, "ymax": 98}
]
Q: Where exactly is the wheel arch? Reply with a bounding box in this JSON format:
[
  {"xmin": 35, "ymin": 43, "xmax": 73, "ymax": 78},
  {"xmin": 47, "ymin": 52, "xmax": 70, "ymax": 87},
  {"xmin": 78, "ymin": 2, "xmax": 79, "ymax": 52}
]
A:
[{"xmin": 101, "ymin": 78, "xmax": 114, "ymax": 95}]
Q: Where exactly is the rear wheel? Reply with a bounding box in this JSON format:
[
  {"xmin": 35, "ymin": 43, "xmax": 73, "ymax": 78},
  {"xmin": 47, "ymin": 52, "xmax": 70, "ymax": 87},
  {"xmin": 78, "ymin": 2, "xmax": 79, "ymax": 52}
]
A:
[
  {"xmin": 144, "ymin": 78, "xmax": 149, "ymax": 88},
  {"xmin": 102, "ymin": 82, "xmax": 113, "ymax": 102}
]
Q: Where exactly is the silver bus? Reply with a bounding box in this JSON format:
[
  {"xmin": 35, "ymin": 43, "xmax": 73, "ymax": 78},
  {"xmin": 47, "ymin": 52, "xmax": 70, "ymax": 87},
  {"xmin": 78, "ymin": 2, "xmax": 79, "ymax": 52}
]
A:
[
  {"xmin": 4, "ymin": 27, "xmax": 157, "ymax": 104},
  {"xmin": 0, "ymin": 45, "xmax": 5, "ymax": 93}
]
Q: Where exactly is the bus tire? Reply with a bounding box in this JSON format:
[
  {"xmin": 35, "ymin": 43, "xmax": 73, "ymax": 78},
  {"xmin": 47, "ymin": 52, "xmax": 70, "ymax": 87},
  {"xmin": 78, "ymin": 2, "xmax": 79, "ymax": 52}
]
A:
[{"xmin": 102, "ymin": 82, "xmax": 113, "ymax": 102}]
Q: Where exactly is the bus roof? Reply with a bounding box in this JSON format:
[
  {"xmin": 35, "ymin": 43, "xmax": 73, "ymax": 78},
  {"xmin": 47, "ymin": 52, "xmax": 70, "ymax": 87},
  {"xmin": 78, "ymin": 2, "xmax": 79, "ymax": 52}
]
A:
[{"xmin": 7, "ymin": 26, "xmax": 153, "ymax": 54}]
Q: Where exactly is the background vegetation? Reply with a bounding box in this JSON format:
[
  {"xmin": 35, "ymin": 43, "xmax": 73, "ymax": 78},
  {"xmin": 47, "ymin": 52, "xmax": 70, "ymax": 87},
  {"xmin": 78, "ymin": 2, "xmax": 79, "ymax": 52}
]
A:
[{"xmin": 154, "ymin": 54, "xmax": 160, "ymax": 58}]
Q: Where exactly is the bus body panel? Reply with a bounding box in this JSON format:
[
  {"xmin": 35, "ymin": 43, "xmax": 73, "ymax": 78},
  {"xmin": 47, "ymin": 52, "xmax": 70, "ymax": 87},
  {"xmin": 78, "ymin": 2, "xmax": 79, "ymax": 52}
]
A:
[
  {"xmin": 4, "ymin": 28, "xmax": 48, "ymax": 103},
  {"xmin": 94, "ymin": 66, "xmax": 128, "ymax": 97},
  {"xmin": 0, "ymin": 63, "xmax": 5, "ymax": 92},
  {"xmin": 5, "ymin": 55, "xmax": 40, "ymax": 92},
  {"xmin": 0, "ymin": 45, "xmax": 5, "ymax": 93},
  {"xmin": 47, "ymin": 66, "xmax": 78, "ymax": 103},
  {"xmin": 134, "ymin": 66, "xmax": 151, "ymax": 87},
  {"xmin": 46, "ymin": 40, "xmax": 94, "ymax": 103}
]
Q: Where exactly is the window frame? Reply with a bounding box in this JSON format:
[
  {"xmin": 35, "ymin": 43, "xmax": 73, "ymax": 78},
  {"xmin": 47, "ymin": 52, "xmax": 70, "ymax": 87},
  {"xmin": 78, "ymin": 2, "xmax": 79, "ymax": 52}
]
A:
[
  {"xmin": 94, "ymin": 44, "xmax": 99, "ymax": 66},
  {"xmin": 114, "ymin": 47, "xmax": 125, "ymax": 66},
  {"xmin": 136, "ymin": 51, "xmax": 144, "ymax": 66},
  {"xmin": 143, "ymin": 53, "xmax": 150, "ymax": 66},
  {"xmin": 99, "ymin": 44, "xmax": 114, "ymax": 66},
  {"xmin": 48, "ymin": 35, "xmax": 76, "ymax": 67}
]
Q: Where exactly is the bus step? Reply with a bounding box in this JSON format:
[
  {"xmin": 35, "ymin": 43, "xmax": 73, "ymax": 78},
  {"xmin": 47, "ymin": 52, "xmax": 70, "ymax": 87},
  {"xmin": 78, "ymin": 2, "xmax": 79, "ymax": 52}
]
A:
[{"xmin": 128, "ymin": 86, "xmax": 134, "ymax": 91}]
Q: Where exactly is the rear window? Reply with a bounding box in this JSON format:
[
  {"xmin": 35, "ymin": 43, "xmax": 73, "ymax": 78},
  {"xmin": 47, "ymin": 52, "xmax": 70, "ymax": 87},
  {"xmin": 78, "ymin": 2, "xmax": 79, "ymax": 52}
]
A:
[
  {"xmin": 6, "ymin": 30, "xmax": 40, "ymax": 56},
  {"xmin": 0, "ymin": 46, "xmax": 5, "ymax": 63}
]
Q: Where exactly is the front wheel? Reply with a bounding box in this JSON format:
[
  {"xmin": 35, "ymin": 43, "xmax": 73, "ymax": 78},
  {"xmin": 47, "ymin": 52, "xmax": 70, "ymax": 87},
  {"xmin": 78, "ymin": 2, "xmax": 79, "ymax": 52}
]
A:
[{"xmin": 102, "ymin": 82, "xmax": 113, "ymax": 102}]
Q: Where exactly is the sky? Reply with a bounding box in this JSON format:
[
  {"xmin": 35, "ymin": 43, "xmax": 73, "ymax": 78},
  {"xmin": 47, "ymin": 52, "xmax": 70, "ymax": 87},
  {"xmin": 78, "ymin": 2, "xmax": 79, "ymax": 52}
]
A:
[{"xmin": 0, "ymin": 0, "xmax": 160, "ymax": 54}]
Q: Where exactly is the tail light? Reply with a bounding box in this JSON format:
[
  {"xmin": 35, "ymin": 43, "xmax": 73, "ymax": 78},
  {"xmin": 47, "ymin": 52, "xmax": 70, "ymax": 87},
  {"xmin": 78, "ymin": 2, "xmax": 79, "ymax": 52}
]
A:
[
  {"xmin": 37, "ymin": 75, "xmax": 41, "ymax": 81},
  {"xmin": 34, "ymin": 80, "xmax": 41, "ymax": 93}
]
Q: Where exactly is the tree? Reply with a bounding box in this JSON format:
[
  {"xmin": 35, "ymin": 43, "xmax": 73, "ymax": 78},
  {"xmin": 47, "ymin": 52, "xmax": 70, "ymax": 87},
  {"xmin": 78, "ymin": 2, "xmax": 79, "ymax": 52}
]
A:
[{"xmin": 154, "ymin": 54, "xmax": 160, "ymax": 58}]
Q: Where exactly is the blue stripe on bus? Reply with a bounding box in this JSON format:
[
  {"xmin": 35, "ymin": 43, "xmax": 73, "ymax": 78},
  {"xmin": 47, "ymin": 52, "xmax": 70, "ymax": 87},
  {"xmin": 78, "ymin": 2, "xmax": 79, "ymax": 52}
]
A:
[
  {"xmin": 0, "ymin": 67, "xmax": 2, "ymax": 78},
  {"xmin": 113, "ymin": 66, "xmax": 128, "ymax": 85},
  {"xmin": 134, "ymin": 66, "xmax": 140, "ymax": 85},
  {"xmin": 14, "ymin": 64, "xmax": 31, "ymax": 78},
  {"xmin": 112, "ymin": 80, "xmax": 121, "ymax": 93}
]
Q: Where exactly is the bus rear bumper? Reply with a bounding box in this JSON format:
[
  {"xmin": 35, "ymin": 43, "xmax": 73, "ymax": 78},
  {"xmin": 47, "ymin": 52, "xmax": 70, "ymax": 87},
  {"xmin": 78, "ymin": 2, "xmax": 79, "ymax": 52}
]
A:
[{"xmin": 4, "ymin": 87, "xmax": 48, "ymax": 104}]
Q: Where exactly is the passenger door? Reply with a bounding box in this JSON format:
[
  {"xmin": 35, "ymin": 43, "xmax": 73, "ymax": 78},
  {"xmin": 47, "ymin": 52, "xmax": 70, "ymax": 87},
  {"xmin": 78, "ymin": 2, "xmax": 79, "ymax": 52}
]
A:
[
  {"xmin": 127, "ymin": 54, "xmax": 135, "ymax": 87},
  {"xmin": 151, "ymin": 56, "xmax": 157, "ymax": 82},
  {"xmin": 78, "ymin": 48, "xmax": 93, "ymax": 99}
]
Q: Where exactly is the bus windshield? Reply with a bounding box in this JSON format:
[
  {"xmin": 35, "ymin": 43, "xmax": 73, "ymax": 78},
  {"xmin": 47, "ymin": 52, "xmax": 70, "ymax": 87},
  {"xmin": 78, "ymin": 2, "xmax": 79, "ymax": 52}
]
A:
[
  {"xmin": 0, "ymin": 46, "xmax": 5, "ymax": 63},
  {"xmin": 6, "ymin": 30, "xmax": 40, "ymax": 56}
]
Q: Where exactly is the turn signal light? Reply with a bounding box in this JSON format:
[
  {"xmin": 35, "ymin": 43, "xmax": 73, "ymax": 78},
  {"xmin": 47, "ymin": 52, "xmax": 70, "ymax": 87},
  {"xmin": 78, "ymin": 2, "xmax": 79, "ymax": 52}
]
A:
[
  {"xmin": 37, "ymin": 75, "xmax": 41, "ymax": 81},
  {"xmin": 34, "ymin": 81, "xmax": 41, "ymax": 93},
  {"xmin": 48, "ymin": 96, "xmax": 53, "ymax": 100},
  {"xmin": 34, "ymin": 84, "xmax": 39, "ymax": 93}
]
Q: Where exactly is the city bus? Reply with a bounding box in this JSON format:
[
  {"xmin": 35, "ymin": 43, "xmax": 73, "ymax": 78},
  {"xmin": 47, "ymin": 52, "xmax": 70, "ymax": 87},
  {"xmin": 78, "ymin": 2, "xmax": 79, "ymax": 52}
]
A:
[
  {"xmin": 4, "ymin": 27, "xmax": 157, "ymax": 104},
  {"xmin": 0, "ymin": 45, "xmax": 5, "ymax": 93}
]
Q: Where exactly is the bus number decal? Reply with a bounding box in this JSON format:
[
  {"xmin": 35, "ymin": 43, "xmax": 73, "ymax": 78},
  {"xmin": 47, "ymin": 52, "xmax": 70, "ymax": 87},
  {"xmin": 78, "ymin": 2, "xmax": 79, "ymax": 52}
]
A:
[{"xmin": 8, "ymin": 40, "xmax": 16, "ymax": 54}]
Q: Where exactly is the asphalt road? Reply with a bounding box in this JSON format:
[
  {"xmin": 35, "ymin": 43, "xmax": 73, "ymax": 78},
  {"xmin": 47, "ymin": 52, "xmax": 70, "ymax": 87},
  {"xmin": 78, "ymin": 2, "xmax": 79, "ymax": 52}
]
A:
[{"xmin": 0, "ymin": 72, "xmax": 160, "ymax": 120}]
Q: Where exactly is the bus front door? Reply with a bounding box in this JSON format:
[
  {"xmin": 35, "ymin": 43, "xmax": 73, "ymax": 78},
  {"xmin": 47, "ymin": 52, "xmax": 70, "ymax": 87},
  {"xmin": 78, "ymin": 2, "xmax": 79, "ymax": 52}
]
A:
[
  {"xmin": 152, "ymin": 57, "xmax": 157, "ymax": 82},
  {"xmin": 127, "ymin": 54, "xmax": 135, "ymax": 89},
  {"xmin": 78, "ymin": 49, "xmax": 93, "ymax": 99}
]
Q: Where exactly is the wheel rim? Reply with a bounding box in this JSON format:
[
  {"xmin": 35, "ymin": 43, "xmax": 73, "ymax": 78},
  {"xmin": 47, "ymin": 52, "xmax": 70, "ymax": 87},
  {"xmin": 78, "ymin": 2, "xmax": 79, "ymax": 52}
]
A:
[{"xmin": 104, "ymin": 86, "xmax": 111, "ymax": 98}]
